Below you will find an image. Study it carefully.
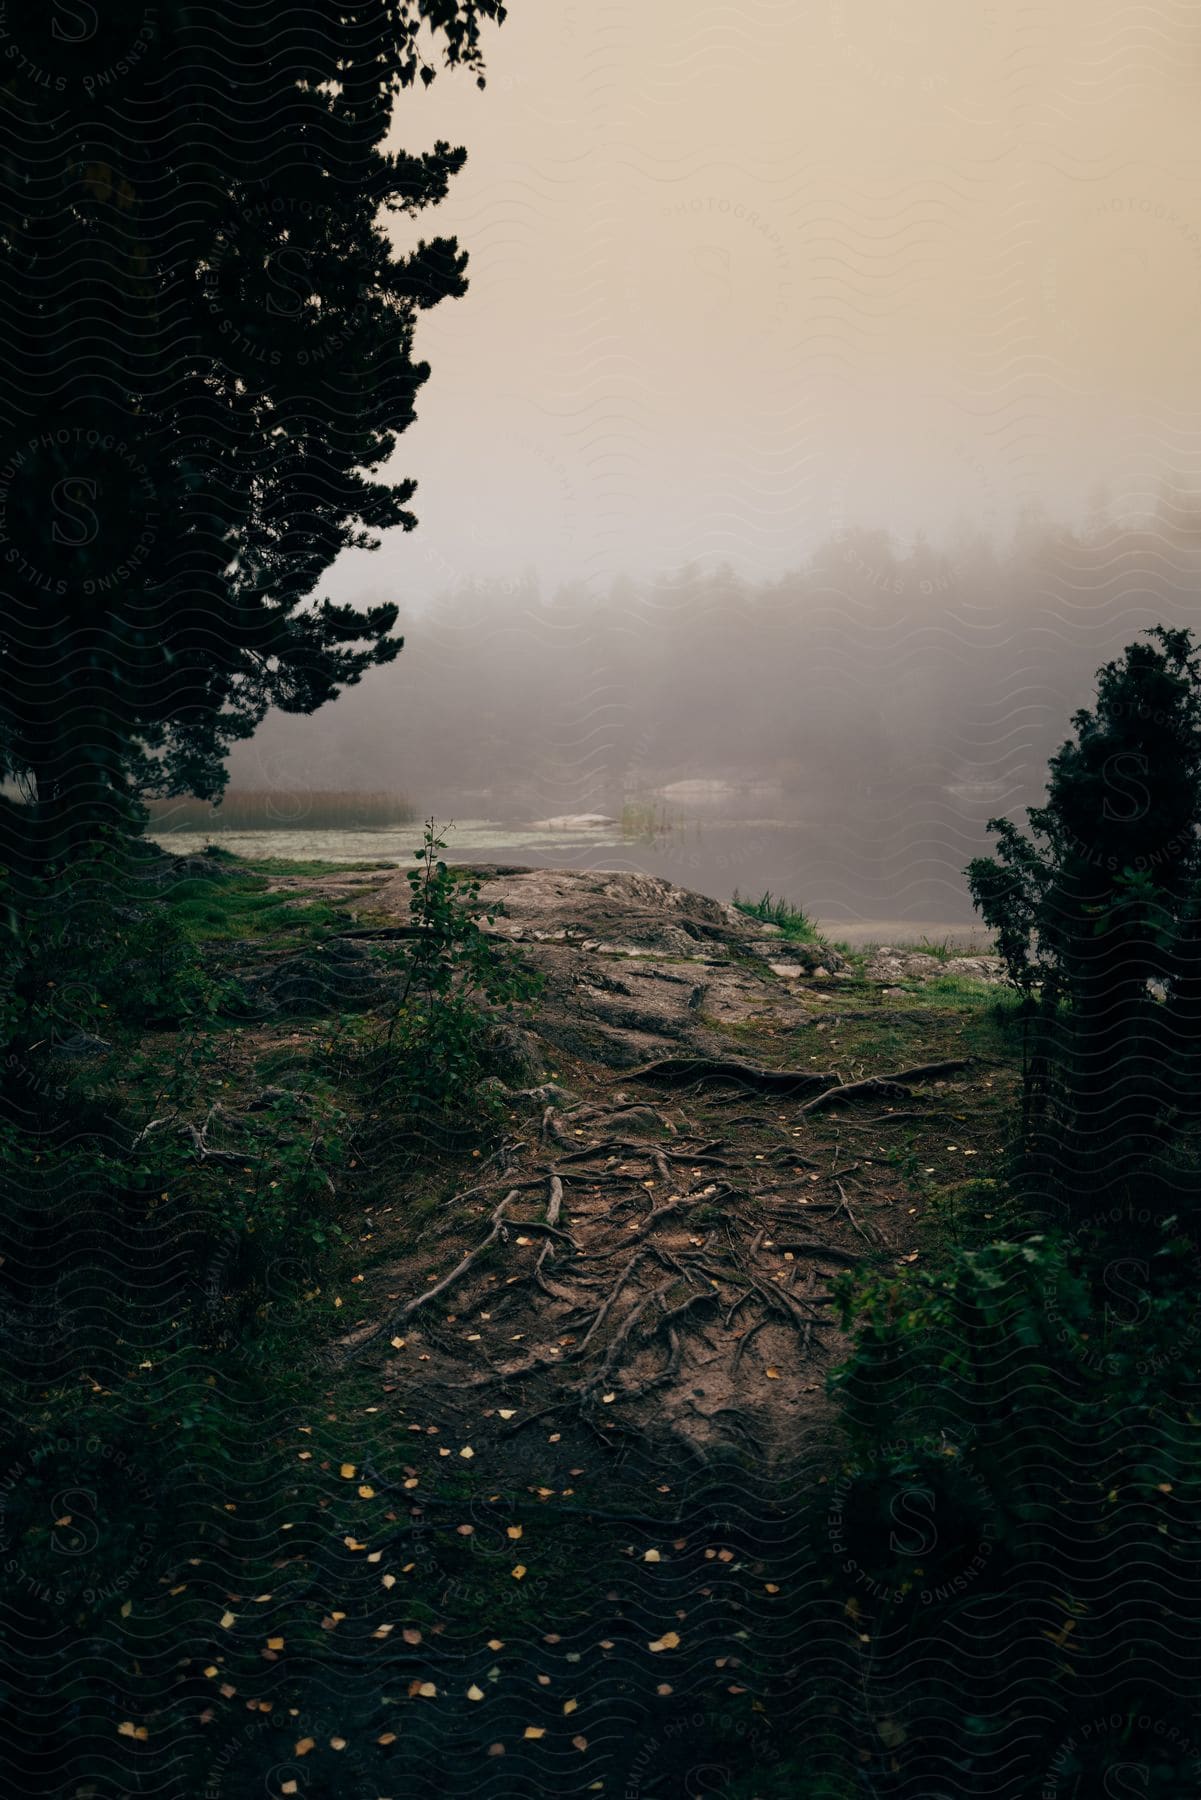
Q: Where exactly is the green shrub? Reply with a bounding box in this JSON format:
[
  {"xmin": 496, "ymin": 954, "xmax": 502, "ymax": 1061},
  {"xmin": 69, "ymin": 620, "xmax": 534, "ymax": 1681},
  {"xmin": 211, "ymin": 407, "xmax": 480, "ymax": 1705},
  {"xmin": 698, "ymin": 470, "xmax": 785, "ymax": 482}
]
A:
[
  {"xmin": 1, "ymin": 841, "xmax": 224, "ymax": 1048},
  {"xmin": 373, "ymin": 820, "xmax": 539, "ymax": 1137},
  {"xmin": 966, "ymin": 626, "xmax": 1201, "ymax": 1212},
  {"xmin": 828, "ymin": 1220, "xmax": 1201, "ymax": 1794}
]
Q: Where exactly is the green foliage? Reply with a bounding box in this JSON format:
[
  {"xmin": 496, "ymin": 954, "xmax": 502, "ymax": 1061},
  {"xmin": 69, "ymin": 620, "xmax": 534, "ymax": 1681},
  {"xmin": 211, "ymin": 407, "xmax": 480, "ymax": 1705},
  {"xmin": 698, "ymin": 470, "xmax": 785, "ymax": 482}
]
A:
[
  {"xmin": 0, "ymin": 824, "xmax": 541, "ymax": 1797},
  {"xmin": 0, "ymin": 1, "xmax": 505, "ymax": 857},
  {"xmin": 966, "ymin": 626, "xmax": 1201, "ymax": 1207},
  {"xmin": 234, "ymin": 854, "xmax": 396, "ymax": 878},
  {"xmin": 378, "ymin": 820, "xmax": 538, "ymax": 1132},
  {"xmin": 1, "ymin": 840, "xmax": 225, "ymax": 1044},
  {"xmin": 733, "ymin": 887, "xmax": 821, "ymax": 943},
  {"xmin": 163, "ymin": 871, "xmax": 348, "ymax": 945},
  {"xmin": 830, "ymin": 1208, "xmax": 1201, "ymax": 1793}
]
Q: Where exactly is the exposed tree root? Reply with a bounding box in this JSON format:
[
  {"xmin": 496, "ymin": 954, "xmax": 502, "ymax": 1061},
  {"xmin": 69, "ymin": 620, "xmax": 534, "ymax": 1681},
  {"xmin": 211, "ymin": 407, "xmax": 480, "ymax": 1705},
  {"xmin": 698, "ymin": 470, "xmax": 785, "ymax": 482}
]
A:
[
  {"xmin": 730, "ymin": 1316, "xmax": 771, "ymax": 1374},
  {"xmin": 541, "ymin": 1106, "xmax": 576, "ymax": 1149},
  {"xmin": 767, "ymin": 1145, "xmax": 822, "ymax": 1169},
  {"xmin": 572, "ymin": 1247, "xmax": 649, "ymax": 1357},
  {"xmin": 831, "ymin": 1177, "xmax": 881, "ymax": 1245},
  {"xmin": 388, "ymin": 1189, "xmax": 519, "ymax": 1325},
  {"xmin": 637, "ymin": 1186, "xmax": 728, "ymax": 1235},
  {"xmin": 530, "ymin": 1238, "xmax": 585, "ymax": 1305},
  {"xmin": 343, "ymin": 1188, "xmax": 592, "ymax": 1358},
  {"xmin": 624, "ymin": 1057, "xmax": 838, "ymax": 1096},
  {"xmin": 796, "ymin": 1059, "xmax": 969, "ymax": 1116},
  {"xmin": 581, "ymin": 1283, "xmax": 673, "ymax": 1396},
  {"xmin": 766, "ymin": 1239, "xmax": 863, "ymax": 1267},
  {"xmin": 341, "ymin": 1014, "xmax": 969, "ymax": 1440}
]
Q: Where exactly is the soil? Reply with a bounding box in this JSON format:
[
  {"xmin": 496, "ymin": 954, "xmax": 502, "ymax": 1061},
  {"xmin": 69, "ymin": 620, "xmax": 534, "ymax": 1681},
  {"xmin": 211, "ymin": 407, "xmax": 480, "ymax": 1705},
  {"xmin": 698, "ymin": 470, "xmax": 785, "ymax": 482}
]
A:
[{"xmin": 265, "ymin": 864, "xmax": 1013, "ymax": 1484}]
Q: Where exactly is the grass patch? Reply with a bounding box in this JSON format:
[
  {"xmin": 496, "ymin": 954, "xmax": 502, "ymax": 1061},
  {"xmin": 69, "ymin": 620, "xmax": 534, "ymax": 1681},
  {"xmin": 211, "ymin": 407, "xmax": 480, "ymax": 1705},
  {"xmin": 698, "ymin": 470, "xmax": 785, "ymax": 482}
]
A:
[
  {"xmin": 173, "ymin": 839, "xmax": 397, "ymax": 877},
  {"xmin": 733, "ymin": 888, "xmax": 822, "ymax": 944},
  {"xmin": 162, "ymin": 868, "xmax": 351, "ymax": 943},
  {"xmin": 913, "ymin": 972, "xmax": 1010, "ymax": 1005}
]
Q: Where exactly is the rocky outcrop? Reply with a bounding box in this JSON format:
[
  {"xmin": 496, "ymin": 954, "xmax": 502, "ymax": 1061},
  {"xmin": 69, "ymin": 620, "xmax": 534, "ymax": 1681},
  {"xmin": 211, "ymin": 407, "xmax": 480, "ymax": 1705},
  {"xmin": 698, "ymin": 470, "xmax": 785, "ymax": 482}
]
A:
[
  {"xmin": 861, "ymin": 945, "xmax": 1006, "ymax": 987},
  {"xmin": 364, "ymin": 865, "xmax": 849, "ymax": 1068}
]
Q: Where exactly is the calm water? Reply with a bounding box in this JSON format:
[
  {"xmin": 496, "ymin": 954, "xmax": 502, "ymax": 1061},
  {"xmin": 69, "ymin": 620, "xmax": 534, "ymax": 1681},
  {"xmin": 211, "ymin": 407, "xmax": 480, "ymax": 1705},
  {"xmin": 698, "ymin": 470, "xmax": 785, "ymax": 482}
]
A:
[{"xmin": 147, "ymin": 810, "xmax": 994, "ymax": 947}]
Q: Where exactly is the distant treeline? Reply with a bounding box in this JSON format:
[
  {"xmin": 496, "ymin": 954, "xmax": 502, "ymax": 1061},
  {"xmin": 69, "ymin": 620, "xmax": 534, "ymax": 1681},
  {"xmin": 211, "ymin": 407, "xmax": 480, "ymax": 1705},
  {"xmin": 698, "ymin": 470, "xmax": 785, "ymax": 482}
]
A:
[
  {"xmin": 146, "ymin": 789, "xmax": 416, "ymax": 832},
  {"xmin": 234, "ymin": 500, "xmax": 1201, "ymax": 833}
]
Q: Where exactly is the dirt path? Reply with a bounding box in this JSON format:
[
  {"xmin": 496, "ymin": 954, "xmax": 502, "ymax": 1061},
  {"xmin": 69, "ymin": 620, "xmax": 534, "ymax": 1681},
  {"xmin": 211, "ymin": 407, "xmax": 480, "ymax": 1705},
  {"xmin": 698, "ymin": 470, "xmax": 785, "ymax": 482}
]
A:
[
  {"xmin": 327, "ymin": 867, "xmax": 1008, "ymax": 1478},
  {"xmin": 203, "ymin": 861, "xmax": 1019, "ymax": 1794}
]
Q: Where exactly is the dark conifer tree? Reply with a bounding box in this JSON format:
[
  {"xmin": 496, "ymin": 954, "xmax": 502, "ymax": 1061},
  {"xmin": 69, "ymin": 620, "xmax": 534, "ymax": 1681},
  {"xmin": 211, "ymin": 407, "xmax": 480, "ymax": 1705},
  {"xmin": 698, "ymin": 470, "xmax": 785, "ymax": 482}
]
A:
[
  {"xmin": 968, "ymin": 627, "xmax": 1201, "ymax": 1209},
  {"xmin": 0, "ymin": 1, "xmax": 505, "ymax": 861}
]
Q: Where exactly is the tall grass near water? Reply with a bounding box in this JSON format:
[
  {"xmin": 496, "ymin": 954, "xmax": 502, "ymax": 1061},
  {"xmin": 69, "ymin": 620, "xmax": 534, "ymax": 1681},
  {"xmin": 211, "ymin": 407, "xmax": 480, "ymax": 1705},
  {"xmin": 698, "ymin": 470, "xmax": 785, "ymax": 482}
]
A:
[{"xmin": 146, "ymin": 788, "xmax": 416, "ymax": 832}]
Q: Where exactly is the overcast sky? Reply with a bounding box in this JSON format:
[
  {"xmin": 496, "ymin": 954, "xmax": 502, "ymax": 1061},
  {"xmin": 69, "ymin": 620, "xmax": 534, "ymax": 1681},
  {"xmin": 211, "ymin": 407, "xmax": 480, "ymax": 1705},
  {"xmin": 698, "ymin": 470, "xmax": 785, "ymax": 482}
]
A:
[{"xmin": 315, "ymin": 0, "xmax": 1201, "ymax": 611}]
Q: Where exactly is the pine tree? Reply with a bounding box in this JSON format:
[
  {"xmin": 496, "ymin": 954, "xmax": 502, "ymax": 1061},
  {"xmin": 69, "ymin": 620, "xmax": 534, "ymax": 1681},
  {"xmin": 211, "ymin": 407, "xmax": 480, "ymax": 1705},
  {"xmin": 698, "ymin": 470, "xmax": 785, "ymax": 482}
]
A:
[
  {"xmin": 967, "ymin": 627, "xmax": 1201, "ymax": 1209},
  {"xmin": 0, "ymin": 0, "xmax": 505, "ymax": 862}
]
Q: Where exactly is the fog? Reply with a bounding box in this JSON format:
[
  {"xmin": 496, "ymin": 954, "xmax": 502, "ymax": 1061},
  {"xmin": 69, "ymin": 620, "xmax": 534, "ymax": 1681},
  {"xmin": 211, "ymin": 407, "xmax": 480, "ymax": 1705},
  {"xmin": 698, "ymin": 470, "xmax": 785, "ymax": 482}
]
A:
[
  {"xmin": 231, "ymin": 0, "xmax": 1201, "ymax": 919},
  {"xmin": 231, "ymin": 505, "xmax": 1201, "ymax": 921},
  {"xmin": 311, "ymin": 0, "xmax": 1201, "ymax": 606}
]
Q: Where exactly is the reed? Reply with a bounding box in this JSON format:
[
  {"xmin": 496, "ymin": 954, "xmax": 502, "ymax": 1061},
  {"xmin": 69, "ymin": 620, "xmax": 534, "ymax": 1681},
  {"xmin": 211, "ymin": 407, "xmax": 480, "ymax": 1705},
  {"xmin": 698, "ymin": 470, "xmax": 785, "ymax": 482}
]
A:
[{"xmin": 145, "ymin": 789, "xmax": 416, "ymax": 832}]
